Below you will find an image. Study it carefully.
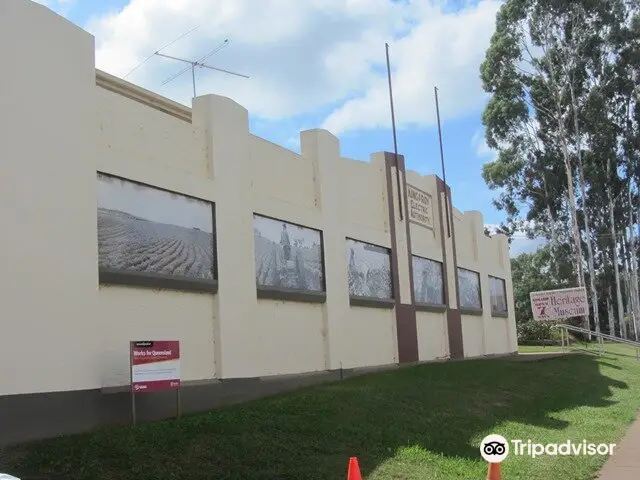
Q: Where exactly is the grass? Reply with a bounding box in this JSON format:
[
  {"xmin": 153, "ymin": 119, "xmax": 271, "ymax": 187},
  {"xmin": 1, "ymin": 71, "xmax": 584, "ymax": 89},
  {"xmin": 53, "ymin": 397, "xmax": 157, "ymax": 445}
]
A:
[
  {"xmin": 520, "ymin": 341, "xmax": 640, "ymax": 357},
  {"xmin": 2, "ymin": 347, "xmax": 640, "ymax": 480},
  {"xmin": 518, "ymin": 344, "xmax": 564, "ymax": 353}
]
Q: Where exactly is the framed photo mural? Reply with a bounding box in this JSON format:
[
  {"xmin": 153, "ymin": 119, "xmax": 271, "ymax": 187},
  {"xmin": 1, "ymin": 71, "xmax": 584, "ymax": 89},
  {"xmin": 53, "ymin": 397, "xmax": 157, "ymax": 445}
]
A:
[
  {"xmin": 347, "ymin": 239, "xmax": 393, "ymax": 301},
  {"xmin": 412, "ymin": 256, "xmax": 445, "ymax": 306},
  {"xmin": 253, "ymin": 214, "xmax": 325, "ymax": 296},
  {"xmin": 457, "ymin": 267, "xmax": 482, "ymax": 312},
  {"xmin": 489, "ymin": 275, "xmax": 508, "ymax": 316},
  {"xmin": 97, "ymin": 173, "xmax": 216, "ymax": 292}
]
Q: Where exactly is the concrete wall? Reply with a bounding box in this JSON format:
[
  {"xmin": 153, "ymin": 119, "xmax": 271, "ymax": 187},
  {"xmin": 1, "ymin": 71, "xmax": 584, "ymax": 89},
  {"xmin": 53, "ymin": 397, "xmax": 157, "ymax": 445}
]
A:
[
  {"xmin": 0, "ymin": 0, "xmax": 517, "ymax": 421},
  {"xmin": 1, "ymin": 0, "xmax": 99, "ymax": 396}
]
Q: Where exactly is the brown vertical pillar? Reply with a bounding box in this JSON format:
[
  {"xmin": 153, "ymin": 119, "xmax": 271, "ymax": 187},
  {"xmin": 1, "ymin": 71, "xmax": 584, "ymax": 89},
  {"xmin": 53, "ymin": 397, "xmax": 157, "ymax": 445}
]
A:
[
  {"xmin": 384, "ymin": 152, "xmax": 419, "ymax": 364},
  {"xmin": 436, "ymin": 178, "xmax": 464, "ymax": 359}
]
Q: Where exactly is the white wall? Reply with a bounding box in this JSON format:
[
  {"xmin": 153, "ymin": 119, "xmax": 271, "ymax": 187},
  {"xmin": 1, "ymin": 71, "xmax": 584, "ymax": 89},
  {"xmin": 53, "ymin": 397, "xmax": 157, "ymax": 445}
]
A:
[
  {"xmin": 98, "ymin": 287, "xmax": 217, "ymax": 387},
  {"xmin": 1, "ymin": 0, "xmax": 99, "ymax": 395},
  {"xmin": 96, "ymin": 88, "xmax": 209, "ymax": 178},
  {"xmin": 0, "ymin": 1, "xmax": 517, "ymax": 396}
]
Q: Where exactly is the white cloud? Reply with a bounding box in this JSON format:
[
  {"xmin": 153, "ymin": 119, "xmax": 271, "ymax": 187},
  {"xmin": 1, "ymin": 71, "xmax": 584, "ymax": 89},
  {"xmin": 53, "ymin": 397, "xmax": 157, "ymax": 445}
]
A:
[
  {"xmin": 321, "ymin": 0, "xmax": 501, "ymax": 134},
  {"xmin": 471, "ymin": 127, "xmax": 494, "ymax": 159},
  {"xmin": 485, "ymin": 222, "xmax": 548, "ymax": 258},
  {"xmin": 509, "ymin": 236, "xmax": 547, "ymax": 257},
  {"xmin": 85, "ymin": 0, "xmax": 501, "ymax": 134},
  {"xmin": 287, "ymin": 136, "xmax": 301, "ymax": 150}
]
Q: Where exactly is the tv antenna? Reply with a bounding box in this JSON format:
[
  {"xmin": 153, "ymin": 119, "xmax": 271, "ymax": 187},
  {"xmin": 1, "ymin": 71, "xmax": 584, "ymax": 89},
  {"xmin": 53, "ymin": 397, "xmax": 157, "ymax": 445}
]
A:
[
  {"xmin": 123, "ymin": 25, "xmax": 201, "ymax": 80},
  {"xmin": 155, "ymin": 39, "xmax": 249, "ymax": 98}
]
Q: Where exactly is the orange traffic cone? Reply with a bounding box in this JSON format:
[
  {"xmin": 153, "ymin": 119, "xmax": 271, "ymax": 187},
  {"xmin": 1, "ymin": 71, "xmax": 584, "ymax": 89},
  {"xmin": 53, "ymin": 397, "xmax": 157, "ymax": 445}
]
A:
[
  {"xmin": 347, "ymin": 456, "xmax": 363, "ymax": 480},
  {"xmin": 486, "ymin": 462, "xmax": 502, "ymax": 480}
]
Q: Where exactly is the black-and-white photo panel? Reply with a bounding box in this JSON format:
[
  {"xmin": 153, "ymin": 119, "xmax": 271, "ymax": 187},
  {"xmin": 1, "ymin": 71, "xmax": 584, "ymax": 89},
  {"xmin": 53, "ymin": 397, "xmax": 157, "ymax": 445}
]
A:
[
  {"xmin": 489, "ymin": 275, "xmax": 508, "ymax": 315},
  {"xmin": 412, "ymin": 256, "xmax": 445, "ymax": 305},
  {"xmin": 253, "ymin": 215, "xmax": 325, "ymax": 292},
  {"xmin": 347, "ymin": 239, "xmax": 393, "ymax": 300},
  {"xmin": 97, "ymin": 173, "xmax": 216, "ymax": 289},
  {"xmin": 457, "ymin": 267, "xmax": 482, "ymax": 310}
]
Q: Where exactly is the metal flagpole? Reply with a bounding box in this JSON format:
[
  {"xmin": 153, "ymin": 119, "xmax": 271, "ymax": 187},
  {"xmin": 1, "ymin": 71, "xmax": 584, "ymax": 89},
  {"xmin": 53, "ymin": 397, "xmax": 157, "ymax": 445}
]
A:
[
  {"xmin": 434, "ymin": 86, "xmax": 451, "ymax": 237},
  {"xmin": 385, "ymin": 42, "xmax": 404, "ymax": 221}
]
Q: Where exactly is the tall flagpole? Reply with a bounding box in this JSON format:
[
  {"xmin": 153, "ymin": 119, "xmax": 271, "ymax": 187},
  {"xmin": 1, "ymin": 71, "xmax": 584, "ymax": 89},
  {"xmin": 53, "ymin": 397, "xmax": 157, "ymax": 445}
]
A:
[
  {"xmin": 434, "ymin": 86, "xmax": 451, "ymax": 237},
  {"xmin": 385, "ymin": 42, "xmax": 404, "ymax": 221}
]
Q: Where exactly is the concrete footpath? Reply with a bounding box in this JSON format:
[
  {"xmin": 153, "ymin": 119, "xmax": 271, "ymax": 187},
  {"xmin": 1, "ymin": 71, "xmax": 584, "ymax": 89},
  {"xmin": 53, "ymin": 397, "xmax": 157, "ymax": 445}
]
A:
[
  {"xmin": 597, "ymin": 414, "xmax": 640, "ymax": 479},
  {"xmin": 507, "ymin": 351, "xmax": 579, "ymax": 362}
]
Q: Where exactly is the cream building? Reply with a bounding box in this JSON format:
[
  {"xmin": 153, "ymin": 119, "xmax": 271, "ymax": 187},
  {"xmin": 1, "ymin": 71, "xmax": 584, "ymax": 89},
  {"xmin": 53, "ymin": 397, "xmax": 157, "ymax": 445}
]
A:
[{"xmin": 0, "ymin": 0, "xmax": 517, "ymax": 446}]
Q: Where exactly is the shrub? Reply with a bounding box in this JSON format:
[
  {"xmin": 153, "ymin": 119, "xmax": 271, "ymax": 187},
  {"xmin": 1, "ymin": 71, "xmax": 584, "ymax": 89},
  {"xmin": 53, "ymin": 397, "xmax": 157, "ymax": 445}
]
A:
[{"xmin": 517, "ymin": 319, "xmax": 560, "ymax": 345}]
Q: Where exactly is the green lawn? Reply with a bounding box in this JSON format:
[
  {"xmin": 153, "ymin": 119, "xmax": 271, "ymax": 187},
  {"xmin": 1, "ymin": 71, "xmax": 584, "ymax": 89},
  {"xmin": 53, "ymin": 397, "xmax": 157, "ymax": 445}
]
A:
[
  {"xmin": 519, "ymin": 341, "xmax": 640, "ymax": 357},
  {"xmin": 2, "ymin": 348, "xmax": 640, "ymax": 480},
  {"xmin": 518, "ymin": 344, "xmax": 564, "ymax": 353}
]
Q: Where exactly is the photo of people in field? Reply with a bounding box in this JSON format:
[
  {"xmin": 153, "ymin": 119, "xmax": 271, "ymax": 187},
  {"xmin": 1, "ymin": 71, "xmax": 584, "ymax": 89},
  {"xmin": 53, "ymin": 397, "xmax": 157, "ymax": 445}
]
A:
[
  {"xmin": 457, "ymin": 267, "xmax": 482, "ymax": 309},
  {"xmin": 253, "ymin": 215, "xmax": 324, "ymax": 292},
  {"xmin": 412, "ymin": 256, "xmax": 444, "ymax": 305},
  {"xmin": 347, "ymin": 239, "xmax": 392, "ymax": 299},
  {"xmin": 489, "ymin": 276, "xmax": 507, "ymax": 314}
]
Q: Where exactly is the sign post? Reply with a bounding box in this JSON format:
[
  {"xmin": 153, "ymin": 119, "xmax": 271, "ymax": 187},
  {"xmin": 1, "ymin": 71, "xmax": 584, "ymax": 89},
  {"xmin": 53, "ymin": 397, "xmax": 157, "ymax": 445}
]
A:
[
  {"xmin": 129, "ymin": 340, "xmax": 181, "ymax": 426},
  {"xmin": 529, "ymin": 287, "xmax": 588, "ymax": 321}
]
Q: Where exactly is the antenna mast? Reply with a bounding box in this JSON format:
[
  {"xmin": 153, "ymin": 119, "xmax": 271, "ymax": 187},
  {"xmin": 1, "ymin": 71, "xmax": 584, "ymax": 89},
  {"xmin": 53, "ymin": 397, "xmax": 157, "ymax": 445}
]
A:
[
  {"xmin": 155, "ymin": 39, "xmax": 249, "ymax": 98},
  {"xmin": 123, "ymin": 25, "xmax": 201, "ymax": 80}
]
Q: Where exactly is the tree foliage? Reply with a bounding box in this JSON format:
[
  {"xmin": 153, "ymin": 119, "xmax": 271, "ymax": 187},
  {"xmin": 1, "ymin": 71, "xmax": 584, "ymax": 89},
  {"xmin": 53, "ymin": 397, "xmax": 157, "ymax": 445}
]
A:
[
  {"xmin": 481, "ymin": 0, "xmax": 640, "ymax": 338},
  {"xmin": 511, "ymin": 245, "xmax": 573, "ymax": 322},
  {"xmin": 510, "ymin": 245, "xmax": 573, "ymax": 343}
]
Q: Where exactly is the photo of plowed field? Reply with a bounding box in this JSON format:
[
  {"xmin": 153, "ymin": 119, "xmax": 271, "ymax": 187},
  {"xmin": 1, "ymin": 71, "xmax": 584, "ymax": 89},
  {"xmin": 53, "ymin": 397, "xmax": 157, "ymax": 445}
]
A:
[
  {"xmin": 253, "ymin": 215, "xmax": 324, "ymax": 291},
  {"xmin": 347, "ymin": 239, "xmax": 392, "ymax": 299},
  {"xmin": 97, "ymin": 173, "xmax": 215, "ymax": 282},
  {"xmin": 98, "ymin": 208, "xmax": 215, "ymax": 279}
]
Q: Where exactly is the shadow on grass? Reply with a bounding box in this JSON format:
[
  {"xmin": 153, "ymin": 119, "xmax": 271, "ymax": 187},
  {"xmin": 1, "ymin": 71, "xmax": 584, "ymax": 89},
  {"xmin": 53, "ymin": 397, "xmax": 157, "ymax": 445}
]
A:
[
  {"xmin": 603, "ymin": 349, "xmax": 640, "ymax": 360},
  {"xmin": 574, "ymin": 342, "xmax": 640, "ymax": 360},
  {"xmin": 597, "ymin": 360, "xmax": 624, "ymax": 370},
  {"xmin": 1, "ymin": 354, "xmax": 634, "ymax": 480}
]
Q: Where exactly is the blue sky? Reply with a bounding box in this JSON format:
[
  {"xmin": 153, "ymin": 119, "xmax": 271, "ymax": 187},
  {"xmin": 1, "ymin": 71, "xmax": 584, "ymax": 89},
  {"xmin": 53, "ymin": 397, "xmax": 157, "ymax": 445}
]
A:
[{"xmin": 38, "ymin": 0, "xmax": 542, "ymax": 256}]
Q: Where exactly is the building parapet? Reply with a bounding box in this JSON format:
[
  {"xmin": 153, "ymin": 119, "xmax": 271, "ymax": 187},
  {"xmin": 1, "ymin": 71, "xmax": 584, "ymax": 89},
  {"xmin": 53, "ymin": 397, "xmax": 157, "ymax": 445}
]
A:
[{"xmin": 96, "ymin": 69, "xmax": 192, "ymax": 123}]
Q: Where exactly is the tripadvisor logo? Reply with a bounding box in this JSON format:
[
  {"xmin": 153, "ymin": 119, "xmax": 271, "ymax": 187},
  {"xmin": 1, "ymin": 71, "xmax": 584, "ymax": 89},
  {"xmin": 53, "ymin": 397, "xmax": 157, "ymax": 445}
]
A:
[
  {"xmin": 480, "ymin": 434, "xmax": 509, "ymax": 463},
  {"xmin": 480, "ymin": 435, "xmax": 616, "ymax": 461}
]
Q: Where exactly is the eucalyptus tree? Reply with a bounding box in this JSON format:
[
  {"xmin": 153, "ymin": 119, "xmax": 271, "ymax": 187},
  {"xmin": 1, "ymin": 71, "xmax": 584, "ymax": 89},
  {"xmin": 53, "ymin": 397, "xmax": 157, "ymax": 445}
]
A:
[
  {"xmin": 481, "ymin": 0, "xmax": 640, "ymax": 337},
  {"xmin": 480, "ymin": 0, "xmax": 600, "ymax": 332}
]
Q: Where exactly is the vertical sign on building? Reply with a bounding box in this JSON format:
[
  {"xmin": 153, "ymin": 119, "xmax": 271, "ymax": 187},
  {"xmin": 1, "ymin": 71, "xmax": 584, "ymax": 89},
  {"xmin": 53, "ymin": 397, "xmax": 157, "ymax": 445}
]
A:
[
  {"xmin": 406, "ymin": 184, "xmax": 434, "ymax": 232},
  {"xmin": 129, "ymin": 340, "xmax": 181, "ymax": 424}
]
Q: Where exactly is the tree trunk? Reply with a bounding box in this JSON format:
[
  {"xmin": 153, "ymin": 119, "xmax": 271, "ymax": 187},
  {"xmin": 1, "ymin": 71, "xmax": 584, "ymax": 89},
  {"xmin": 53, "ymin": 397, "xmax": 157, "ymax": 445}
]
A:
[
  {"xmin": 539, "ymin": 28, "xmax": 588, "ymax": 335},
  {"xmin": 607, "ymin": 289, "xmax": 615, "ymax": 336},
  {"xmin": 546, "ymin": 204, "xmax": 561, "ymax": 280},
  {"xmin": 611, "ymin": 242, "xmax": 624, "ymax": 338},
  {"xmin": 563, "ymin": 162, "xmax": 585, "ymax": 287},
  {"xmin": 570, "ymin": 84, "xmax": 599, "ymax": 336},
  {"xmin": 621, "ymin": 237, "xmax": 630, "ymax": 339},
  {"xmin": 576, "ymin": 162, "xmax": 599, "ymax": 335},
  {"xmin": 636, "ymin": 221, "xmax": 640, "ymax": 340},
  {"xmin": 561, "ymin": 148, "xmax": 588, "ymax": 333},
  {"xmin": 534, "ymin": 23, "xmax": 589, "ymax": 333},
  {"xmin": 567, "ymin": 165, "xmax": 589, "ymax": 335},
  {"xmin": 606, "ymin": 180, "xmax": 625, "ymax": 338},
  {"xmin": 627, "ymin": 182, "xmax": 640, "ymax": 341}
]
